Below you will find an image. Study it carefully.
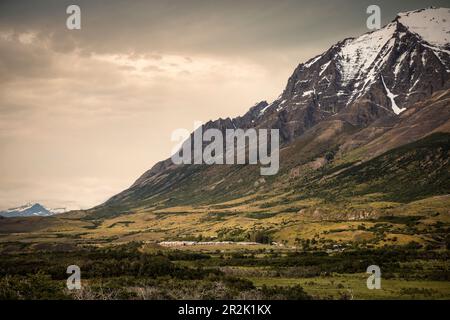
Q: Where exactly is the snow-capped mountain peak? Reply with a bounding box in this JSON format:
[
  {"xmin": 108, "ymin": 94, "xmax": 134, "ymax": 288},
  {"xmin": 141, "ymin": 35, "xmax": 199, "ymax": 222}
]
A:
[
  {"xmin": 210, "ymin": 7, "xmax": 450, "ymax": 145},
  {"xmin": 396, "ymin": 7, "xmax": 450, "ymax": 48},
  {"xmin": 0, "ymin": 203, "xmax": 63, "ymax": 218},
  {"xmin": 268, "ymin": 7, "xmax": 449, "ymax": 129}
]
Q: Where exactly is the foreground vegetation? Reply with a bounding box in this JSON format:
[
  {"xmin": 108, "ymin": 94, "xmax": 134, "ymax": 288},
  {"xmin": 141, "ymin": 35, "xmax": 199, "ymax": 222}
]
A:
[{"xmin": 0, "ymin": 241, "xmax": 448, "ymax": 300}]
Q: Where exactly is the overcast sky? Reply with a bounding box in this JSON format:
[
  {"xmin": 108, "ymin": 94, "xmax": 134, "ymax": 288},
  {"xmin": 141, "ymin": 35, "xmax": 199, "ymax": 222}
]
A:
[{"xmin": 0, "ymin": 0, "xmax": 448, "ymax": 210}]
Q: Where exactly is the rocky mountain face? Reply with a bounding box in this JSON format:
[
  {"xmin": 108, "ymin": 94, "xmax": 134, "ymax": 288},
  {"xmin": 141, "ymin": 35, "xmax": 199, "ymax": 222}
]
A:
[
  {"xmin": 251, "ymin": 7, "xmax": 449, "ymax": 138},
  {"xmin": 88, "ymin": 8, "xmax": 450, "ymax": 218},
  {"xmin": 199, "ymin": 8, "xmax": 450, "ymax": 140}
]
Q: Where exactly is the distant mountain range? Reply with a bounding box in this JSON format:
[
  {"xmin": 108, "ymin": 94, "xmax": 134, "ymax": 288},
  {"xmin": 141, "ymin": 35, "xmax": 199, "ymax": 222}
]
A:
[{"xmin": 0, "ymin": 203, "xmax": 66, "ymax": 218}]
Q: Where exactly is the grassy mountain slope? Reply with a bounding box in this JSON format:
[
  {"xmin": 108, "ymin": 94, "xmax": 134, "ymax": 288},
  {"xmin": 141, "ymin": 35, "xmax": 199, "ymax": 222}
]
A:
[{"xmin": 84, "ymin": 90, "xmax": 450, "ymax": 220}]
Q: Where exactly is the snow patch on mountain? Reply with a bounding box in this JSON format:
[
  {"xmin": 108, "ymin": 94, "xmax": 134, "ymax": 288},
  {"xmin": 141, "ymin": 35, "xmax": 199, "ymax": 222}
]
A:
[
  {"xmin": 337, "ymin": 23, "xmax": 397, "ymax": 86},
  {"xmin": 304, "ymin": 54, "xmax": 323, "ymax": 68},
  {"xmin": 259, "ymin": 102, "xmax": 272, "ymax": 115},
  {"xmin": 302, "ymin": 90, "xmax": 314, "ymax": 97},
  {"xmin": 394, "ymin": 51, "xmax": 408, "ymax": 79},
  {"xmin": 381, "ymin": 76, "xmax": 406, "ymax": 115},
  {"xmin": 319, "ymin": 61, "xmax": 331, "ymax": 76}
]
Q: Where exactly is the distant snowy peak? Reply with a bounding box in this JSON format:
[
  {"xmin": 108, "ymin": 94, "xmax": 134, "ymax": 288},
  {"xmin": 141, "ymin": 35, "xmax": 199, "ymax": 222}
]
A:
[
  {"xmin": 397, "ymin": 7, "xmax": 450, "ymax": 48},
  {"xmin": 0, "ymin": 203, "xmax": 62, "ymax": 217}
]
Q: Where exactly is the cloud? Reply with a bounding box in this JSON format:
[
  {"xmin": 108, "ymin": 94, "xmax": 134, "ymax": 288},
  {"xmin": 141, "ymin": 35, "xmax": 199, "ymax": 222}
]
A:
[
  {"xmin": 1, "ymin": 0, "xmax": 447, "ymax": 209},
  {"xmin": 0, "ymin": 26, "xmax": 284, "ymax": 209}
]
